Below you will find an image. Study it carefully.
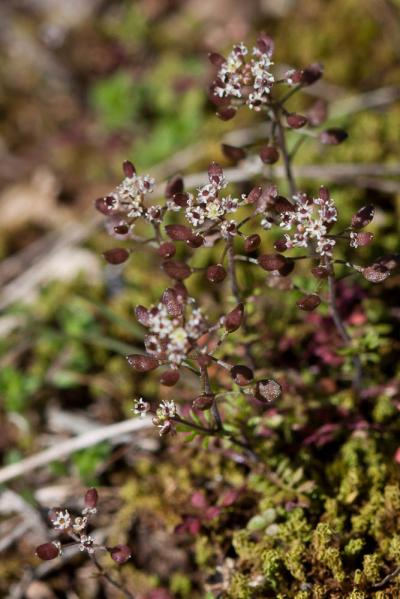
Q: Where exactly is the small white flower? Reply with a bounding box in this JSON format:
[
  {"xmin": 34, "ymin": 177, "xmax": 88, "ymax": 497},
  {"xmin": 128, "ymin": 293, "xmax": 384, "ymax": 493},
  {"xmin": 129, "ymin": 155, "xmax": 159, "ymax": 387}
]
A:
[
  {"xmin": 132, "ymin": 397, "xmax": 150, "ymax": 418},
  {"xmin": 79, "ymin": 534, "xmax": 95, "ymax": 554},
  {"xmin": 52, "ymin": 510, "xmax": 71, "ymax": 531},
  {"xmin": 158, "ymin": 400, "xmax": 177, "ymax": 419},
  {"xmin": 72, "ymin": 516, "xmax": 88, "ymax": 532}
]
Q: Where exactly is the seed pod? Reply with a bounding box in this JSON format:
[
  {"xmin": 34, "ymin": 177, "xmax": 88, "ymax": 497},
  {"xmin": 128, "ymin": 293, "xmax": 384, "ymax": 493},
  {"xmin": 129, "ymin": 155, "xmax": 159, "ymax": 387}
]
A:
[
  {"xmin": 319, "ymin": 186, "xmax": 330, "ymax": 202},
  {"xmin": 216, "ymin": 107, "xmax": 236, "ymax": 121},
  {"xmin": 171, "ymin": 192, "xmax": 189, "ymax": 207},
  {"xmin": 353, "ymin": 232, "xmax": 374, "ymax": 247},
  {"xmin": 158, "ymin": 242, "xmax": 176, "ymax": 258},
  {"xmin": 173, "ymin": 281, "xmax": 188, "ymax": 301},
  {"xmin": 273, "ymin": 196, "xmax": 294, "ymax": 214},
  {"xmin": 162, "ymin": 288, "xmax": 183, "ymax": 317},
  {"xmin": 84, "ymin": 488, "xmax": 98, "ymax": 509},
  {"xmin": 244, "ymin": 234, "xmax": 261, "ymax": 253},
  {"xmin": 36, "ymin": 542, "xmax": 60, "ymax": 561},
  {"xmin": 351, "ymin": 204, "xmax": 375, "ymax": 229},
  {"xmin": 311, "ymin": 265, "xmax": 330, "ymax": 279},
  {"xmin": 296, "ymin": 294, "xmax": 321, "ymax": 311},
  {"xmin": 208, "ymin": 52, "xmax": 226, "ymax": 68},
  {"xmin": 165, "ymin": 224, "xmax": 194, "ymax": 241},
  {"xmin": 231, "ymin": 365, "xmax": 254, "ymax": 386},
  {"xmin": 246, "ymin": 186, "xmax": 263, "ymax": 204},
  {"xmin": 187, "ymin": 235, "xmax": 204, "ymax": 248},
  {"xmin": 274, "ymin": 237, "xmax": 289, "ymax": 252},
  {"xmin": 258, "ymin": 253, "xmax": 287, "ymax": 271},
  {"xmin": 160, "ymin": 369, "xmax": 180, "ymax": 386},
  {"xmin": 108, "ymin": 544, "xmax": 132, "ymax": 564},
  {"xmin": 113, "ymin": 224, "xmax": 129, "ymax": 235},
  {"xmin": 135, "ymin": 305, "xmax": 151, "ymax": 327},
  {"xmin": 163, "ymin": 260, "xmax": 191, "ymax": 280},
  {"xmin": 256, "ymin": 379, "xmax": 282, "ymax": 403},
  {"xmin": 206, "ymin": 264, "xmax": 227, "ymax": 283},
  {"xmin": 256, "ymin": 33, "xmax": 274, "ymax": 56},
  {"xmin": 103, "ymin": 248, "xmax": 129, "ymax": 265},
  {"xmin": 122, "ymin": 160, "xmax": 136, "ymax": 178},
  {"xmin": 192, "ymin": 394, "xmax": 215, "ymax": 410},
  {"xmin": 320, "ymin": 128, "xmax": 348, "ymax": 145},
  {"xmin": 300, "ymin": 63, "xmax": 323, "ymax": 85},
  {"xmin": 260, "ymin": 146, "xmax": 279, "ymax": 164},
  {"xmin": 278, "ymin": 259, "xmax": 295, "ymax": 277},
  {"xmin": 222, "ymin": 144, "xmax": 246, "ymax": 162},
  {"xmin": 165, "ymin": 175, "xmax": 184, "ymax": 198},
  {"xmin": 286, "ymin": 113, "xmax": 308, "ymax": 129},
  {"xmin": 95, "ymin": 196, "xmax": 115, "ymax": 215},
  {"xmin": 225, "ymin": 303, "xmax": 244, "ymax": 333},
  {"xmin": 126, "ymin": 354, "xmax": 159, "ymax": 372},
  {"xmin": 362, "ymin": 265, "xmax": 390, "ymax": 283}
]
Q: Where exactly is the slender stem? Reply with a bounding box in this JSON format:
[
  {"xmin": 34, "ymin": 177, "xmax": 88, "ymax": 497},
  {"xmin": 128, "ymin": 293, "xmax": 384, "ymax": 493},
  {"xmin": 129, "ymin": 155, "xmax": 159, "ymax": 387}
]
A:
[
  {"xmin": 90, "ymin": 555, "xmax": 135, "ymax": 599},
  {"xmin": 201, "ymin": 366, "xmax": 223, "ymax": 431},
  {"xmin": 226, "ymin": 238, "xmax": 241, "ymax": 302},
  {"xmin": 273, "ymin": 105, "xmax": 297, "ymax": 196},
  {"xmin": 371, "ymin": 564, "xmax": 400, "ymax": 590}
]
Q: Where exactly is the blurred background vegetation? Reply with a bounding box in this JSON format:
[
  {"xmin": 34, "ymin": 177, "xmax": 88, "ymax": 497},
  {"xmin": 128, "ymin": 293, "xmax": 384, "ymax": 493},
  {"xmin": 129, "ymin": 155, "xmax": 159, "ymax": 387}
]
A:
[{"xmin": 0, "ymin": 0, "xmax": 400, "ymax": 597}]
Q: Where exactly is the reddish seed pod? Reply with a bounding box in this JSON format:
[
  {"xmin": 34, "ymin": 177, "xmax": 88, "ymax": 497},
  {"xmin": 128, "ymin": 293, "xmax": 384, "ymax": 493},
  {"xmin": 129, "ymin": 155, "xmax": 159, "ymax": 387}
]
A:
[
  {"xmin": 320, "ymin": 128, "xmax": 348, "ymax": 145},
  {"xmin": 173, "ymin": 281, "xmax": 188, "ymax": 301},
  {"xmin": 206, "ymin": 264, "xmax": 227, "ymax": 283},
  {"xmin": 122, "ymin": 160, "xmax": 136, "ymax": 178},
  {"xmin": 260, "ymin": 146, "xmax": 280, "ymax": 164},
  {"xmin": 165, "ymin": 224, "xmax": 194, "ymax": 241},
  {"xmin": 256, "ymin": 379, "xmax": 282, "ymax": 403},
  {"xmin": 103, "ymin": 248, "xmax": 129, "ymax": 265},
  {"xmin": 85, "ymin": 488, "xmax": 98, "ymax": 509},
  {"xmin": 273, "ymin": 196, "xmax": 294, "ymax": 214},
  {"xmin": 258, "ymin": 253, "xmax": 287, "ymax": 271},
  {"xmin": 246, "ymin": 186, "xmax": 263, "ymax": 204},
  {"xmin": 221, "ymin": 144, "xmax": 246, "ymax": 162},
  {"xmin": 216, "ymin": 107, "xmax": 236, "ymax": 121},
  {"xmin": 319, "ymin": 186, "xmax": 330, "ymax": 202},
  {"xmin": 163, "ymin": 260, "xmax": 191, "ymax": 280},
  {"xmin": 172, "ymin": 192, "xmax": 189, "ymax": 208},
  {"xmin": 108, "ymin": 544, "xmax": 132, "ymax": 565},
  {"xmin": 192, "ymin": 394, "xmax": 215, "ymax": 410},
  {"xmin": 36, "ymin": 542, "xmax": 60, "ymax": 561},
  {"xmin": 126, "ymin": 354, "xmax": 159, "ymax": 372},
  {"xmin": 187, "ymin": 235, "xmax": 204, "ymax": 248},
  {"xmin": 208, "ymin": 161, "xmax": 224, "ymax": 184},
  {"xmin": 256, "ymin": 32, "xmax": 274, "ymax": 56},
  {"xmin": 274, "ymin": 237, "xmax": 289, "ymax": 252},
  {"xmin": 362, "ymin": 265, "xmax": 390, "ymax": 284},
  {"xmin": 158, "ymin": 242, "xmax": 176, "ymax": 258},
  {"xmin": 311, "ymin": 265, "xmax": 330, "ymax": 279},
  {"xmin": 95, "ymin": 196, "xmax": 115, "ymax": 215},
  {"xmin": 244, "ymin": 234, "xmax": 261, "ymax": 253},
  {"xmin": 278, "ymin": 259, "xmax": 295, "ymax": 277},
  {"xmin": 351, "ymin": 204, "xmax": 375, "ymax": 229},
  {"xmin": 113, "ymin": 224, "xmax": 129, "ymax": 235},
  {"xmin": 225, "ymin": 303, "xmax": 244, "ymax": 333},
  {"xmin": 160, "ymin": 369, "xmax": 180, "ymax": 386},
  {"xmin": 286, "ymin": 113, "xmax": 308, "ymax": 129},
  {"xmin": 300, "ymin": 63, "xmax": 323, "ymax": 85},
  {"xmin": 208, "ymin": 52, "xmax": 226, "ymax": 67},
  {"xmin": 231, "ymin": 365, "xmax": 254, "ymax": 386},
  {"xmin": 162, "ymin": 288, "xmax": 183, "ymax": 317},
  {"xmin": 165, "ymin": 175, "xmax": 184, "ymax": 198},
  {"xmin": 296, "ymin": 294, "xmax": 321, "ymax": 311},
  {"xmin": 354, "ymin": 232, "xmax": 374, "ymax": 247}
]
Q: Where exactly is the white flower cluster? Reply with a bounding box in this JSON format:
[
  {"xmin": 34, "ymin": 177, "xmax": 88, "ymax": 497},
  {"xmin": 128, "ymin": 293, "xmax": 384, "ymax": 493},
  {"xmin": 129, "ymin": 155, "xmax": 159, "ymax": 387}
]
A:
[
  {"xmin": 279, "ymin": 191, "xmax": 338, "ymax": 259},
  {"xmin": 153, "ymin": 400, "xmax": 178, "ymax": 436},
  {"xmin": 144, "ymin": 301, "xmax": 207, "ymax": 366},
  {"xmin": 105, "ymin": 172, "xmax": 163, "ymax": 228},
  {"xmin": 132, "ymin": 397, "xmax": 150, "ymax": 418},
  {"xmin": 213, "ymin": 42, "xmax": 274, "ymax": 111},
  {"xmin": 50, "ymin": 504, "xmax": 96, "ymax": 554}
]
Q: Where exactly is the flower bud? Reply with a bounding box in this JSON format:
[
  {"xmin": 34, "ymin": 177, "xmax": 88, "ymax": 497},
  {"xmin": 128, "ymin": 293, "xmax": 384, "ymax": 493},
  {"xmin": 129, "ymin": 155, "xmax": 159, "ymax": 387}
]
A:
[
  {"xmin": 319, "ymin": 186, "xmax": 330, "ymax": 202},
  {"xmin": 171, "ymin": 192, "xmax": 189, "ymax": 207},
  {"xmin": 222, "ymin": 144, "xmax": 246, "ymax": 162},
  {"xmin": 258, "ymin": 253, "xmax": 287, "ymax": 271},
  {"xmin": 216, "ymin": 107, "xmax": 236, "ymax": 121},
  {"xmin": 351, "ymin": 204, "xmax": 375, "ymax": 229},
  {"xmin": 256, "ymin": 379, "xmax": 282, "ymax": 403},
  {"xmin": 122, "ymin": 160, "xmax": 136, "ymax": 178},
  {"xmin": 165, "ymin": 175, "xmax": 184, "ymax": 199},
  {"xmin": 311, "ymin": 265, "xmax": 330, "ymax": 279},
  {"xmin": 260, "ymin": 146, "xmax": 279, "ymax": 164},
  {"xmin": 231, "ymin": 365, "xmax": 254, "ymax": 386},
  {"xmin": 135, "ymin": 305, "xmax": 151, "ymax": 327},
  {"xmin": 95, "ymin": 196, "xmax": 115, "ymax": 215},
  {"xmin": 272, "ymin": 196, "xmax": 294, "ymax": 214},
  {"xmin": 186, "ymin": 235, "xmax": 204, "ymax": 248},
  {"xmin": 225, "ymin": 303, "xmax": 244, "ymax": 333},
  {"xmin": 353, "ymin": 232, "xmax": 374, "ymax": 247},
  {"xmin": 278, "ymin": 259, "xmax": 295, "ymax": 277},
  {"xmin": 208, "ymin": 52, "xmax": 226, "ymax": 68},
  {"xmin": 274, "ymin": 237, "xmax": 289, "ymax": 252},
  {"xmin": 296, "ymin": 294, "xmax": 321, "ymax": 311},
  {"xmin": 286, "ymin": 113, "xmax": 308, "ymax": 129},
  {"xmin": 36, "ymin": 542, "xmax": 60, "ymax": 561},
  {"xmin": 158, "ymin": 242, "xmax": 176, "ymax": 258},
  {"xmin": 84, "ymin": 488, "xmax": 98, "ymax": 509},
  {"xmin": 165, "ymin": 224, "xmax": 194, "ymax": 241},
  {"xmin": 163, "ymin": 260, "xmax": 191, "ymax": 280},
  {"xmin": 300, "ymin": 63, "xmax": 323, "ymax": 85},
  {"xmin": 244, "ymin": 234, "xmax": 261, "ymax": 253},
  {"xmin": 126, "ymin": 354, "xmax": 159, "ymax": 372},
  {"xmin": 206, "ymin": 264, "xmax": 227, "ymax": 283},
  {"xmin": 108, "ymin": 544, "xmax": 131, "ymax": 564},
  {"xmin": 160, "ymin": 369, "xmax": 180, "ymax": 386},
  {"xmin": 113, "ymin": 224, "xmax": 129, "ymax": 235},
  {"xmin": 192, "ymin": 394, "xmax": 215, "ymax": 410},
  {"xmin": 208, "ymin": 161, "xmax": 224, "ymax": 185},
  {"xmin": 320, "ymin": 128, "xmax": 348, "ymax": 145},
  {"xmin": 103, "ymin": 248, "xmax": 129, "ymax": 265}
]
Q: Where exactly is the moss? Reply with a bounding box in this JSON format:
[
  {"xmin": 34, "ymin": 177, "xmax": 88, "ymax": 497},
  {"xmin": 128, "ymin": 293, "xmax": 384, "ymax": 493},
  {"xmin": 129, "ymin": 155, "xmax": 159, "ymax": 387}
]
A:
[{"xmin": 362, "ymin": 553, "xmax": 382, "ymax": 583}]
